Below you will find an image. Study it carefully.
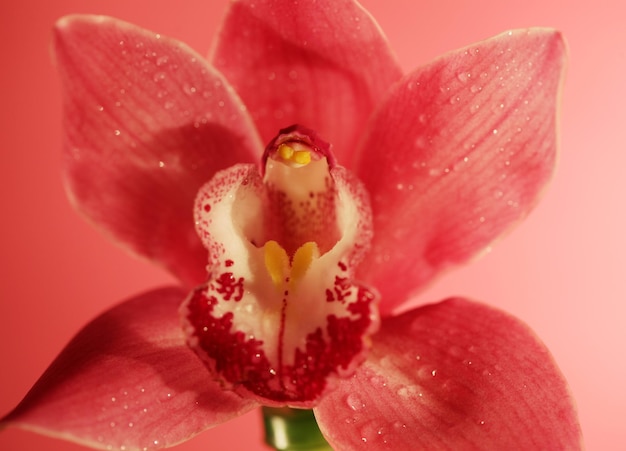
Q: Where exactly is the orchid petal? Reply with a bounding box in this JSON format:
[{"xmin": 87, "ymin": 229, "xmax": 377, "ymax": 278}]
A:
[
  {"xmin": 315, "ymin": 298, "xmax": 582, "ymax": 449},
  {"xmin": 1, "ymin": 287, "xmax": 257, "ymax": 450},
  {"xmin": 211, "ymin": 0, "xmax": 402, "ymax": 162},
  {"xmin": 354, "ymin": 29, "xmax": 566, "ymax": 313},
  {"xmin": 54, "ymin": 15, "xmax": 263, "ymax": 287}
]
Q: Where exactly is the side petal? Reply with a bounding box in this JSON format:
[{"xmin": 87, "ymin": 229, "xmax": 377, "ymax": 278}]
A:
[
  {"xmin": 354, "ymin": 29, "xmax": 566, "ymax": 313},
  {"xmin": 315, "ymin": 298, "xmax": 582, "ymax": 449},
  {"xmin": 54, "ymin": 15, "xmax": 263, "ymax": 287},
  {"xmin": 1, "ymin": 287, "xmax": 257, "ymax": 450},
  {"xmin": 211, "ymin": 0, "xmax": 403, "ymax": 161}
]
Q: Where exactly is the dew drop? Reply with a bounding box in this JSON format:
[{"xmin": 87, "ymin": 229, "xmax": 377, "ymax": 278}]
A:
[
  {"xmin": 414, "ymin": 136, "xmax": 427, "ymax": 149},
  {"xmin": 346, "ymin": 393, "xmax": 366, "ymax": 411},
  {"xmin": 369, "ymin": 375, "xmax": 387, "ymax": 388},
  {"xmin": 396, "ymin": 385, "xmax": 420, "ymax": 398},
  {"xmin": 417, "ymin": 366, "xmax": 434, "ymax": 379},
  {"xmin": 183, "ymin": 83, "xmax": 197, "ymax": 95},
  {"xmin": 457, "ymin": 71, "xmax": 470, "ymax": 82}
]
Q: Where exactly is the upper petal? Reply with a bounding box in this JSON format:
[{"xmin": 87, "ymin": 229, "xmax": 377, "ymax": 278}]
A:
[
  {"xmin": 1, "ymin": 287, "xmax": 257, "ymax": 449},
  {"xmin": 211, "ymin": 0, "xmax": 403, "ymax": 161},
  {"xmin": 315, "ymin": 298, "xmax": 582, "ymax": 449},
  {"xmin": 354, "ymin": 29, "xmax": 566, "ymax": 313},
  {"xmin": 54, "ymin": 15, "xmax": 263, "ymax": 287}
]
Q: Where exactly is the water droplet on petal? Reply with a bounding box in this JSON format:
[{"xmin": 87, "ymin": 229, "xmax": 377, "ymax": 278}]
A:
[
  {"xmin": 457, "ymin": 71, "xmax": 470, "ymax": 83},
  {"xmin": 346, "ymin": 393, "xmax": 366, "ymax": 411},
  {"xmin": 183, "ymin": 84, "xmax": 197, "ymax": 95}
]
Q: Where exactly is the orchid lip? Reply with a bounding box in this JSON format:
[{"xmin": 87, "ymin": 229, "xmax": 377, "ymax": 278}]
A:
[{"xmin": 181, "ymin": 126, "xmax": 378, "ymax": 406}]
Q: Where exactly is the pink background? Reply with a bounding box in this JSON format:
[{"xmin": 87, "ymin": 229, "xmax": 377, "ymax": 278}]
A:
[{"xmin": 1, "ymin": 0, "xmax": 623, "ymax": 449}]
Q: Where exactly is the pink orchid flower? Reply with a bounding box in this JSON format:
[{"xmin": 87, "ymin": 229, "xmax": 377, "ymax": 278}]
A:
[{"xmin": 2, "ymin": 0, "xmax": 581, "ymax": 449}]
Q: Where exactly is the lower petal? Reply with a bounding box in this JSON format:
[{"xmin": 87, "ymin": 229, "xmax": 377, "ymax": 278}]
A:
[
  {"xmin": 1, "ymin": 287, "xmax": 257, "ymax": 450},
  {"xmin": 315, "ymin": 298, "xmax": 582, "ymax": 449}
]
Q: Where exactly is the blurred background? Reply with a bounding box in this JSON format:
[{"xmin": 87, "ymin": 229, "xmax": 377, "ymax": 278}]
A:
[{"xmin": 1, "ymin": 0, "xmax": 623, "ymax": 449}]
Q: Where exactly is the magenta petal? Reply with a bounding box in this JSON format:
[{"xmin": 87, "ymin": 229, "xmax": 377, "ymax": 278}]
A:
[
  {"xmin": 211, "ymin": 0, "xmax": 402, "ymax": 161},
  {"xmin": 1, "ymin": 287, "xmax": 257, "ymax": 449},
  {"xmin": 54, "ymin": 15, "xmax": 263, "ymax": 287},
  {"xmin": 315, "ymin": 298, "xmax": 582, "ymax": 449},
  {"xmin": 354, "ymin": 29, "xmax": 566, "ymax": 313}
]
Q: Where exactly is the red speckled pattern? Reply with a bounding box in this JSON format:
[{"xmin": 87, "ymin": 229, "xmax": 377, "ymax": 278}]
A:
[{"xmin": 183, "ymin": 279, "xmax": 376, "ymax": 405}]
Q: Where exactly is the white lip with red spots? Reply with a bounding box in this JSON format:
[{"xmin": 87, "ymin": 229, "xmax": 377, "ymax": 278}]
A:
[{"xmin": 180, "ymin": 125, "xmax": 379, "ymax": 407}]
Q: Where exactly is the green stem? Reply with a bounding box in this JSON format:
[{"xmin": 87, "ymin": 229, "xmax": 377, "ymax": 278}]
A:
[{"xmin": 262, "ymin": 407, "xmax": 332, "ymax": 450}]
